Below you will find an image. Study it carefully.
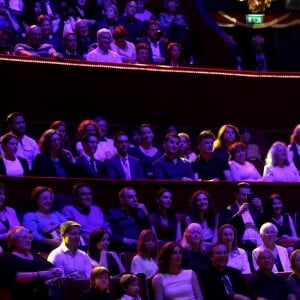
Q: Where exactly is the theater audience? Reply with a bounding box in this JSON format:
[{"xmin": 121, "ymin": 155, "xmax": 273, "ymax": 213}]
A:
[
  {"xmin": 184, "ymin": 189, "xmax": 218, "ymax": 249},
  {"xmin": 265, "ymin": 193, "xmax": 299, "ymax": 254},
  {"xmin": 152, "ymin": 132, "xmax": 194, "ymax": 180},
  {"xmin": 181, "ymin": 223, "xmax": 209, "ymax": 275},
  {"xmin": 105, "ymin": 186, "xmax": 150, "ymax": 253},
  {"xmin": 79, "ymin": 266, "xmax": 111, "ymax": 300},
  {"xmin": 31, "ymin": 128, "xmax": 80, "ymax": 178},
  {"xmin": 192, "ymin": 130, "xmax": 231, "ymax": 181},
  {"xmin": 219, "ymin": 181, "xmax": 265, "ymax": 254},
  {"xmin": 130, "ymin": 228, "xmax": 159, "ymax": 277},
  {"xmin": 213, "ymin": 123, "xmax": 241, "ymax": 163},
  {"xmin": 149, "ymin": 188, "xmax": 182, "ymax": 247},
  {"xmin": 0, "ymin": 181, "xmax": 20, "ymax": 251},
  {"xmin": 177, "ymin": 132, "xmax": 196, "ymax": 162},
  {"xmin": 0, "ymin": 132, "xmax": 30, "ymax": 176},
  {"xmin": 287, "ymin": 249, "xmax": 300, "ymax": 299},
  {"xmin": 152, "ymin": 241, "xmax": 204, "ymax": 300},
  {"xmin": 217, "ymin": 223, "xmax": 251, "ymax": 274},
  {"xmin": 263, "ymin": 141, "xmax": 300, "ymax": 182},
  {"xmin": 0, "ymin": 111, "xmax": 40, "ymax": 171},
  {"xmin": 0, "ymin": 225, "xmax": 63, "ymax": 300},
  {"xmin": 22, "ymin": 185, "xmax": 66, "ymax": 254},
  {"xmin": 86, "ymin": 27, "xmax": 122, "ymax": 63},
  {"xmin": 14, "ymin": 25, "xmax": 63, "ymax": 59},
  {"xmin": 87, "ymin": 228, "xmax": 126, "ymax": 276},
  {"xmin": 47, "ymin": 220, "xmax": 92, "ymax": 279},
  {"xmin": 129, "ymin": 123, "xmax": 164, "ymax": 179},
  {"xmin": 247, "ymin": 248, "xmax": 294, "ymax": 300},
  {"xmin": 119, "ymin": 273, "xmax": 142, "ymax": 300},
  {"xmin": 252, "ymin": 222, "xmax": 292, "ymax": 272},
  {"xmin": 75, "ymin": 133, "xmax": 107, "ymax": 178},
  {"xmin": 198, "ymin": 242, "xmax": 251, "ymax": 300},
  {"xmin": 105, "ymin": 131, "xmax": 144, "ymax": 180},
  {"xmin": 62, "ymin": 182, "xmax": 111, "ymax": 248}
]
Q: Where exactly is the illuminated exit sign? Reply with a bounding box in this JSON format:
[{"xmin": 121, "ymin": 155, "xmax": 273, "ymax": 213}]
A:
[{"xmin": 246, "ymin": 14, "xmax": 264, "ymax": 24}]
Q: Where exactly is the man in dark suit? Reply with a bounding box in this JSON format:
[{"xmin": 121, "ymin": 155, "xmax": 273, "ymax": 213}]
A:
[
  {"xmin": 105, "ymin": 131, "xmax": 144, "ymax": 180},
  {"xmin": 75, "ymin": 133, "xmax": 106, "ymax": 178},
  {"xmin": 219, "ymin": 182, "xmax": 267, "ymax": 253},
  {"xmin": 105, "ymin": 186, "xmax": 151, "ymax": 253}
]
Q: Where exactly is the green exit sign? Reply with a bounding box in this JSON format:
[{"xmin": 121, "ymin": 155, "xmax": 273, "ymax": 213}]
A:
[{"xmin": 246, "ymin": 14, "xmax": 264, "ymax": 24}]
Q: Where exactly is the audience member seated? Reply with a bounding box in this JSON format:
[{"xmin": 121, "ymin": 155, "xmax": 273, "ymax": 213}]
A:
[
  {"xmin": 0, "ymin": 181, "xmax": 20, "ymax": 251},
  {"xmin": 22, "ymin": 185, "xmax": 66, "ymax": 254},
  {"xmin": 31, "ymin": 128, "xmax": 81, "ymax": 177},
  {"xmin": 62, "ymin": 182, "xmax": 111, "ymax": 248},
  {"xmin": 181, "ymin": 223, "xmax": 209, "ymax": 276},
  {"xmin": 0, "ymin": 111, "xmax": 40, "ymax": 171},
  {"xmin": 93, "ymin": 115, "xmax": 117, "ymax": 162},
  {"xmin": 36, "ymin": 14, "xmax": 63, "ymax": 53},
  {"xmin": 105, "ymin": 186, "xmax": 151, "ymax": 254},
  {"xmin": 14, "ymin": 25, "xmax": 63, "ymax": 59},
  {"xmin": 247, "ymin": 248, "xmax": 294, "ymax": 299},
  {"xmin": 110, "ymin": 25, "xmax": 136, "ymax": 63},
  {"xmin": 192, "ymin": 130, "xmax": 231, "ymax": 181},
  {"xmin": 177, "ymin": 132, "xmax": 196, "ymax": 162},
  {"xmin": 152, "ymin": 241, "xmax": 204, "ymax": 300},
  {"xmin": 74, "ymin": 18, "xmax": 95, "ymax": 59},
  {"xmin": 287, "ymin": 249, "xmax": 300, "ymax": 299},
  {"xmin": 152, "ymin": 132, "xmax": 194, "ymax": 180},
  {"xmin": 119, "ymin": 0, "xmax": 145, "ymax": 44},
  {"xmin": 47, "ymin": 220, "xmax": 92, "ymax": 279},
  {"xmin": 158, "ymin": 0, "xmax": 190, "ymax": 56},
  {"xmin": 213, "ymin": 123, "xmax": 241, "ymax": 163},
  {"xmin": 128, "ymin": 126, "xmax": 141, "ymax": 148},
  {"xmin": 75, "ymin": 133, "xmax": 107, "ymax": 178},
  {"xmin": 75, "ymin": 119, "xmax": 102, "ymax": 156},
  {"xmin": 0, "ymin": 225, "xmax": 63, "ymax": 300},
  {"xmin": 119, "ymin": 273, "xmax": 142, "ymax": 300},
  {"xmin": 288, "ymin": 123, "xmax": 300, "ymax": 172},
  {"xmin": 61, "ymin": 31, "xmax": 83, "ymax": 60},
  {"xmin": 228, "ymin": 141, "xmax": 262, "ymax": 181},
  {"xmin": 79, "ymin": 266, "xmax": 111, "ymax": 300},
  {"xmin": 149, "ymin": 188, "xmax": 182, "ymax": 247},
  {"xmin": 49, "ymin": 120, "xmax": 73, "ymax": 152},
  {"xmin": 0, "ymin": 0, "xmax": 22, "ymax": 40},
  {"xmin": 130, "ymin": 228, "xmax": 159, "ymax": 277},
  {"xmin": 128, "ymin": 123, "xmax": 164, "ymax": 179},
  {"xmin": 219, "ymin": 181, "xmax": 266, "ymax": 254},
  {"xmin": 217, "ymin": 223, "xmax": 251, "ymax": 274},
  {"xmin": 198, "ymin": 242, "xmax": 251, "ymax": 300},
  {"xmin": 105, "ymin": 131, "xmax": 144, "ymax": 180},
  {"xmin": 0, "ymin": 132, "xmax": 30, "ymax": 176},
  {"xmin": 239, "ymin": 126, "xmax": 264, "ymax": 173},
  {"xmin": 87, "ymin": 228, "xmax": 126, "ymax": 276},
  {"xmin": 134, "ymin": 0, "xmax": 154, "ymax": 22},
  {"xmin": 184, "ymin": 189, "xmax": 218, "ymax": 248},
  {"xmin": 0, "ymin": 28, "xmax": 14, "ymax": 55},
  {"xmin": 252, "ymin": 222, "xmax": 292, "ymax": 272},
  {"xmin": 86, "ymin": 27, "xmax": 122, "ymax": 63},
  {"xmin": 136, "ymin": 19, "xmax": 167, "ymax": 64},
  {"xmin": 263, "ymin": 140, "xmax": 300, "ymax": 182},
  {"xmin": 265, "ymin": 193, "xmax": 299, "ymax": 254},
  {"xmin": 97, "ymin": 4, "xmax": 121, "ymax": 35},
  {"xmin": 135, "ymin": 42, "xmax": 151, "ymax": 64},
  {"xmin": 165, "ymin": 42, "xmax": 189, "ymax": 67}
]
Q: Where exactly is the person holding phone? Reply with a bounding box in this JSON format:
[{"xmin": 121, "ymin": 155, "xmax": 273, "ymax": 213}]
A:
[{"xmin": 219, "ymin": 182, "xmax": 268, "ymax": 257}]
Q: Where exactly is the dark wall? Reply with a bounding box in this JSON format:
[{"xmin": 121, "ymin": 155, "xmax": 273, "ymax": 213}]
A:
[{"xmin": 1, "ymin": 57, "xmax": 300, "ymax": 130}]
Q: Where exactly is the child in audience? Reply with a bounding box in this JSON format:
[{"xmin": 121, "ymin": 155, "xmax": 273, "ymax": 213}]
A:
[
  {"xmin": 119, "ymin": 273, "xmax": 142, "ymax": 300},
  {"xmin": 79, "ymin": 266, "xmax": 111, "ymax": 300}
]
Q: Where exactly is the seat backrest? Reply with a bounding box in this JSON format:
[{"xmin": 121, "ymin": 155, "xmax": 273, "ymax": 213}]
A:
[
  {"xmin": 61, "ymin": 278, "xmax": 90, "ymax": 300},
  {"xmin": 119, "ymin": 252, "xmax": 136, "ymax": 273}
]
